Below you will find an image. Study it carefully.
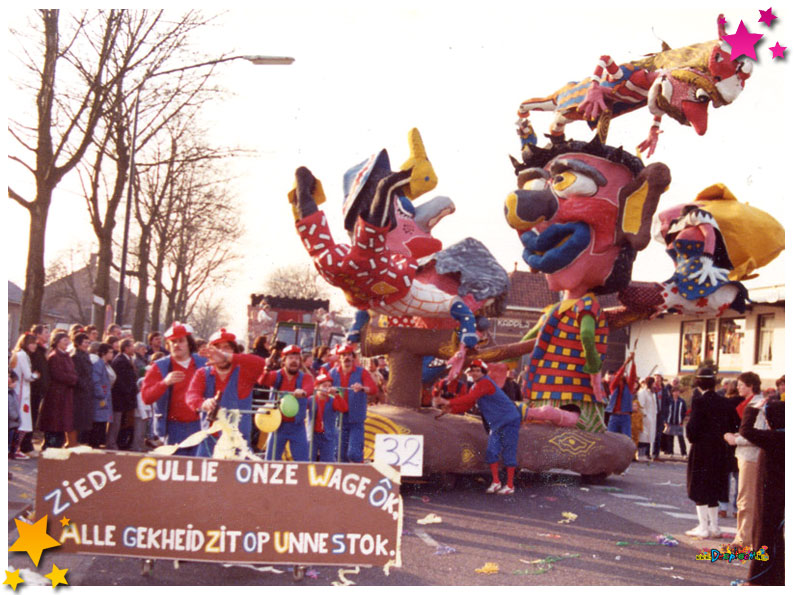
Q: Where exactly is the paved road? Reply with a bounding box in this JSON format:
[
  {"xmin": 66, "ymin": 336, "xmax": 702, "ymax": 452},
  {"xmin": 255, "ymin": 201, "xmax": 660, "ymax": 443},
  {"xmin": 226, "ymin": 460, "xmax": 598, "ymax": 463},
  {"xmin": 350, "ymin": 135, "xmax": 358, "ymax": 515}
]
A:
[{"xmin": 7, "ymin": 453, "xmax": 751, "ymax": 586}]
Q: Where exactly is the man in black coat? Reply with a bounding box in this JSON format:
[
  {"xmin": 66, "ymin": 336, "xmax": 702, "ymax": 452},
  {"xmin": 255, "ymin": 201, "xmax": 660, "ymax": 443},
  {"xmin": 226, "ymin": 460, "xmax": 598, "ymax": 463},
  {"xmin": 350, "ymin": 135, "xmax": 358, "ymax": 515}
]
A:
[
  {"xmin": 107, "ymin": 338, "xmax": 138, "ymax": 450},
  {"xmin": 685, "ymin": 365, "xmax": 731, "ymax": 538}
]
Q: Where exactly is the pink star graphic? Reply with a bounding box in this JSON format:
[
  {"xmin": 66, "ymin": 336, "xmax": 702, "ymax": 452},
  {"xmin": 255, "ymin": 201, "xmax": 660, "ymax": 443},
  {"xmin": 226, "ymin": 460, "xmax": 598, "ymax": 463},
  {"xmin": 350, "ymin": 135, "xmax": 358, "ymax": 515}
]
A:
[
  {"xmin": 770, "ymin": 42, "xmax": 787, "ymax": 59},
  {"xmin": 758, "ymin": 8, "xmax": 777, "ymax": 27},
  {"xmin": 722, "ymin": 20, "xmax": 765, "ymax": 60}
]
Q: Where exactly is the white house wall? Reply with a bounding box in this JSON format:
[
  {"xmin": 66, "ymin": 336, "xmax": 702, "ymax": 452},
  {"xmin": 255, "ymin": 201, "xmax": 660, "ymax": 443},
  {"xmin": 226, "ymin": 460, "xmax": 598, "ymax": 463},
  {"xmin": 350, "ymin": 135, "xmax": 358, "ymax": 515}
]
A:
[{"xmin": 628, "ymin": 303, "xmax": 785, "ymax": 385}]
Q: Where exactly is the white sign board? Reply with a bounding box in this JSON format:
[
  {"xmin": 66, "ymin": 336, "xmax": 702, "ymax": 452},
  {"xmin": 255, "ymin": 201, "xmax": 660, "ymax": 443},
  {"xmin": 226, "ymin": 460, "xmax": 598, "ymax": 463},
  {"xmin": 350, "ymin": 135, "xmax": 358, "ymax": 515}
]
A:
[{"xmin": 374, "ymin": 434, "xmax": 424, "ymax": 477}]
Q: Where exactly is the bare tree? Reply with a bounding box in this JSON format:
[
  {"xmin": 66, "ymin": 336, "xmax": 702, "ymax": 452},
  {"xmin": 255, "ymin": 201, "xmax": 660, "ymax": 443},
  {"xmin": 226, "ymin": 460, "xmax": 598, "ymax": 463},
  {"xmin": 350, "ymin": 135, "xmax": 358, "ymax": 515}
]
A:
[
  {"xmin": 8, "ymin": 9, "xmax": 226, "ymax": 333},
  {"xmin": 130, "ymin": 117, "xmax": 240, "ymax": 336},
  {"xmin": 75, "ymin": 10, "xmax": 224, "ymax": 334},
  {"xmin": 161, "ymin": 185, "xmax": 242, "ymax": 326},
  {"xmin": 187, "ymin": 296, "xmax": 229, "ymax": 341},
  {"xmin": 43, "ymin": 244, "xmax": 96, "ymax": 324},
  {"xmin": 263, "ymin": 264, "xmax": 329, "ymax": 300},
  {"xmin": 8, "ymin": 10, "xmax": 122, "ymax": 332}
]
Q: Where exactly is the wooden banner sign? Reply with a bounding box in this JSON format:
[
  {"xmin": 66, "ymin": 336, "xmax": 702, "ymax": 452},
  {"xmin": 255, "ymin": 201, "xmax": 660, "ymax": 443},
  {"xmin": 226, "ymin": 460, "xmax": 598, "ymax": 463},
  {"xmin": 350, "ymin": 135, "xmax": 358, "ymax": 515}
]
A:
[{"xmin": 35, "ymin": 451, "xmax": 402, "ymax": 568}]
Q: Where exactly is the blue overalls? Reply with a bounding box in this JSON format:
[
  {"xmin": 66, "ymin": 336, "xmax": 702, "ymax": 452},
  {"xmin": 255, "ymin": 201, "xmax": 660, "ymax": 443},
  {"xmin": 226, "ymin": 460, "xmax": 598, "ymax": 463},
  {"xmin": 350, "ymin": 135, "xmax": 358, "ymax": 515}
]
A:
[
  {"xmin": 332, "ymin": 367, "xmax": 367, "ymax": 463},
  {"xmin": 308, "ymin": 393, "xmax": 342, "ymax": 462},
  {"xmin": 478, "ymin": 376, "xmax": 522, "ymax": 467},
  {"xmin": 265, "ymin": 371, "xmax": 309, "ymax": 461},
  {"xmin": 196, "ymin": 366, "xmax": 252, "ymax": 457},
  {"xmin": 153, "ymin": 354, "xmax": 207, "ymax": 457}
]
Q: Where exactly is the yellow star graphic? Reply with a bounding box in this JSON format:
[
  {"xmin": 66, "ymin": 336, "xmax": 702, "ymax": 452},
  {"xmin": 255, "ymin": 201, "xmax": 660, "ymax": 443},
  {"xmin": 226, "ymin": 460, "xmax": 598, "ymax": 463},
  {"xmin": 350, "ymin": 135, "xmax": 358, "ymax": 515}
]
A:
[
  {"xmin": 44, "ymin": 564, "xmax": 68, "ymax": 588},
  {"xmin": 9, "ymin": 515, "xmax": 61, "ymax": 567},
  {"xmin": 2, "ymin": 569, "xmax": 25, "ymax": 591},
  {"xmin": 59, "ymin": 517, "xmax": 70, "ymax": 528}
]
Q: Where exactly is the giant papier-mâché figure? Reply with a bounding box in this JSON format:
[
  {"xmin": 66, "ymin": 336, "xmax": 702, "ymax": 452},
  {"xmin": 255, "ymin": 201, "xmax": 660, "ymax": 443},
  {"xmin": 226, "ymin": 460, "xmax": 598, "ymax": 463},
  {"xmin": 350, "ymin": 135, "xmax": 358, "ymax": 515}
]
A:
[
  {"xmin": 515, "ymin": 14, "xmax": 752, "ymax": 157},
  {"xmin": 288, "ymin": 129, "xmax": 509, "ymax": 353},
  {"xmin": 504, "ymin": 138, "xmax": 671, "ymax": 432},
  {"xmin": 618, "ymin": 183, "xmax": 784, "ymax": 319}
]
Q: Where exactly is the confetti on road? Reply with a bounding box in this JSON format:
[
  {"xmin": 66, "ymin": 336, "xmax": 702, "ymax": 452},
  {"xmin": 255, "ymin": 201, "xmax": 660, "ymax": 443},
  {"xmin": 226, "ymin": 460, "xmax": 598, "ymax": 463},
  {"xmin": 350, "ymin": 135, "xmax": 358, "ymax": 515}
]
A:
[
  {"xmin": 521, "ymin": 554, "xmax": 581, "ymax": 565},
  {"xmin": 616, "ymin": 540, "xmax": 663, "ymax": 547},
  {"xmin": 557, "ymin": 511, "xmax": 578, "ymax": 524},
  {"xmin": 656, "ymin": 534, "xmax": 679, "ymax": 546},
  {"xmin": 598, "ymin": 487, "xmax": 623, "ymax": 493},
  {"xmin": 579, "ymin": 487, "xmax": 590, "ymax": 491},
  {"xmin": 545, "ymin": 496, "xmax": 558, "ymax": 501},
  {"xmin": 672, "ymin": 575, "xmax": 684, "ymax": 580},
  {"xmin": 660, "ymin": 566, "xmax": 674, "ymax": 570},
  {"xmin": 421, "ymin": 496, "xmax": 431, "ymax": 503},
  {"xmin": 305, "ymin": 569, "xmax": 320, "ymax": 579},
  {"xmin": 417, "ymin": 513, "xmax": 442, "ymax": 525},
  {"xmin": 615, "ymin": 556, "xmax": 621, "ymax": 560},
  {"xmin": 475, "ymin": 563, "xmax": 499, "ymax": 574},
  {"xmin": 434, "ymin": 545, "xmax": 457, "ymax": 555},
  {"xmin": 537, "ymin": 533, "xmax": 562, "ymax": 539}
]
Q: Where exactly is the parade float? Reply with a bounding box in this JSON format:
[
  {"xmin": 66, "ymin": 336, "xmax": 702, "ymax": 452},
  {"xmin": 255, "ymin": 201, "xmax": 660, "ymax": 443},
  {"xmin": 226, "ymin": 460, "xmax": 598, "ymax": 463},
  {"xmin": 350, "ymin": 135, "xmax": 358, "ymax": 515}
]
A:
[
  {"xmin": 515, "ymin": 14, "xmax": 753, "ymax": 157},
  {"xmin": 284, "ymin": 129, "xmax": 664, "ymax": 480}
]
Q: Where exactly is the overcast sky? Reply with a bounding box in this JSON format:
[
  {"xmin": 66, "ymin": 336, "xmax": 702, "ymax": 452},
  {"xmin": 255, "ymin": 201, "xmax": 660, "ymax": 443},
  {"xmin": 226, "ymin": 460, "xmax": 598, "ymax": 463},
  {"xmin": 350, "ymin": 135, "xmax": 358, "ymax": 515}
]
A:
[{"xmin": 6, "ymin": 1, "xmax": 790, "ymax": 337}]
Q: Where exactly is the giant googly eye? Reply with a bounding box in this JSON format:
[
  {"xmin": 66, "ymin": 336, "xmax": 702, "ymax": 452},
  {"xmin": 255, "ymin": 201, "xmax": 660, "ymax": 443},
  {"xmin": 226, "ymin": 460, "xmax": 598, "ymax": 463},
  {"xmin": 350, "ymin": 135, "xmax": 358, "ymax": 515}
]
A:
[
  {"xmin": 695, "ymin": 88, "xmax": 710, "ymax": 103},
  {"xmin": 521, "ymin": 177, "xmax": 547, "ymax": 191},
  {"xmin": 396, "ymin": 195, "xmax": 416, "ymax": 218},
  {"xmin": 551, "ymin": 171, "xmax": 597, "ymax": 198}
]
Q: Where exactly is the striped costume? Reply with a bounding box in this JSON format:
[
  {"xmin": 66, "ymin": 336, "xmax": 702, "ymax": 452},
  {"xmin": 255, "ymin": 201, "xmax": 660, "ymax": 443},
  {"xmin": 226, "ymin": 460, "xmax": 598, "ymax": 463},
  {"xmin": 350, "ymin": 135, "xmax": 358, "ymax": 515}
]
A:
[{"xmin": 524, "ymin": 294, "xmax": 608, "ymax": 432}]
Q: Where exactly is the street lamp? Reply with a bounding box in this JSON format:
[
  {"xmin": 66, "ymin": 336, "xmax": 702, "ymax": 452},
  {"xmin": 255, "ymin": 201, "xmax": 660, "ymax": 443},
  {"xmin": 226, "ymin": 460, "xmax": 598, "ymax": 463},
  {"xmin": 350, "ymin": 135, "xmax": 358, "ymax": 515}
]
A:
[{"xmin": 114, "ymin": 54, "xmax": 294, "ymax": 328}]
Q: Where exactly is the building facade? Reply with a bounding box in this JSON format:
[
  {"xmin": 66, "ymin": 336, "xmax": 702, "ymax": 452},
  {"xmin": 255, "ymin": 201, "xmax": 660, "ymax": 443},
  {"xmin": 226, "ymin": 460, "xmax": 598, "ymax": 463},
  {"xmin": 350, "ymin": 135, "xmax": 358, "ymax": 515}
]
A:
[{"xmin": 628, "ymin": 285, "xmax": 784, "ymax": 385}]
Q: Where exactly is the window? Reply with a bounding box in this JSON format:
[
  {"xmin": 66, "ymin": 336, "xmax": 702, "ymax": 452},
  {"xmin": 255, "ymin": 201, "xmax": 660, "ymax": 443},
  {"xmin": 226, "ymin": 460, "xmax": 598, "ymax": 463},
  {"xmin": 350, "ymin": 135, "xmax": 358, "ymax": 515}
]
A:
[
  {"xmin": 680, "ymin": 321, "xmax": 704, "ymax": 371},
  {"xmin": 705, "ymin": 319, "xmax": 717, "ymax": 363},
  {"xmin": 718, "ymin": 318, "xmax": 745, "ymax": 372},
  {"xmin": 756, "ymin": 314, "xmax": 774, "ymax": 364}
]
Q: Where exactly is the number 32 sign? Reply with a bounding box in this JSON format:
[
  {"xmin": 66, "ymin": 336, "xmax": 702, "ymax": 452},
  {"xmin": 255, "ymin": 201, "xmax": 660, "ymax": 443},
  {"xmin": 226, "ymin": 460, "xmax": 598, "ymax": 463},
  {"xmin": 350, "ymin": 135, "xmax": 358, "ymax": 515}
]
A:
[{"xmin": 374, "ymin": 434, "xmax": 424, "ymax": 477}]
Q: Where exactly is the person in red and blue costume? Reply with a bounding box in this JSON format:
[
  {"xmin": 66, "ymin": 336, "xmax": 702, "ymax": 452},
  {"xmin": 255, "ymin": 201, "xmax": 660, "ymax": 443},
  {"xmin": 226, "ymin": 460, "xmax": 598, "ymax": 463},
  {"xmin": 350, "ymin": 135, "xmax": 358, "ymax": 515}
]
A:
[
  {"xmin": 605, "ymin": 354, "xmax": 637, "ymax": 438},
  {"xmin": 186, "ymin": 329, "xmax": 266, "ymax": 457},
  {"xmin": 435, "ymin": 360, "xmax": 522, "ymax": 495},
  {"xmin": 257, "ymin": 344, "xmax": 314, "ymax": 461},
  {"xmin": 141, "ymin": 322, "xmax": 207, "ymax": 456},
  {"xmin": 308, "ymin": 371, "xmax": 348, "ymax": 462},
  {"xmin": 331, "ymin": 343, "xmax": 377, "ymax": 463}
]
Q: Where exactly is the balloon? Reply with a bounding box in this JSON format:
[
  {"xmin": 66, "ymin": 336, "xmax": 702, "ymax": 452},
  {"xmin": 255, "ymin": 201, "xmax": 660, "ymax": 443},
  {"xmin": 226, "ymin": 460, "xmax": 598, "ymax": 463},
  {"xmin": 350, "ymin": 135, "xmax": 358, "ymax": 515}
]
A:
[
  {"xmin": 279, "ymin": 394, "xmax": 299, "ymax": 418},
  {"xmin": 255, "ymin": 407, "xmax": 282, "ymax": 433}
]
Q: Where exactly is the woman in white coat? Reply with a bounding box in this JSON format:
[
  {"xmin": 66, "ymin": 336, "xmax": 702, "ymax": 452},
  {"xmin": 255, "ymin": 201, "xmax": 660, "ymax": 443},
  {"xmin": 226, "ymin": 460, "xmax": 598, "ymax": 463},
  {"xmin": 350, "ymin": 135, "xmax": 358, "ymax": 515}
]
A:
[
  {"xmin": 636, "ymin": 376, "xmax": 658, "ymax": 460},
  {"xmin": 9, "ymin": 333, "xmax": 40, "ymax": 459}
]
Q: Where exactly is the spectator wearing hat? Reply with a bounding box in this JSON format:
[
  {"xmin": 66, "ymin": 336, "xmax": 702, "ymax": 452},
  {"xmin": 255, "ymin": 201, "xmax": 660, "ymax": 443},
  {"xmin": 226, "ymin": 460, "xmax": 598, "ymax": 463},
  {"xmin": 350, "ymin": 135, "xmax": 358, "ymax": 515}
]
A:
[
  {"xmin": 723, "ymin": 371, "xmax": 766, "ymax": 548},
  {"xmin": 330, "ymin": 344, "xmax": 377, "ymax": 463},
  {"xmin": 186, "ymin": 328, "xmax": 266, "ymax": 456},
  {"xmin": 141, "ymin": 323, "xmax": 207, "ymax": 456},
  {"xmin": 684, "ymin": 365, "xmax": 731, "ymax": 539},
  {"xmin": 258, "ymin": 344, "xmax": 314, "ymax": 461},
  {"xmin": 308, "ymin": 371, "xmax": 348, "ymax": 462},
  {"xmin": 435, "ymin": 359, "xmax": 522, "ymax": 495}
]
